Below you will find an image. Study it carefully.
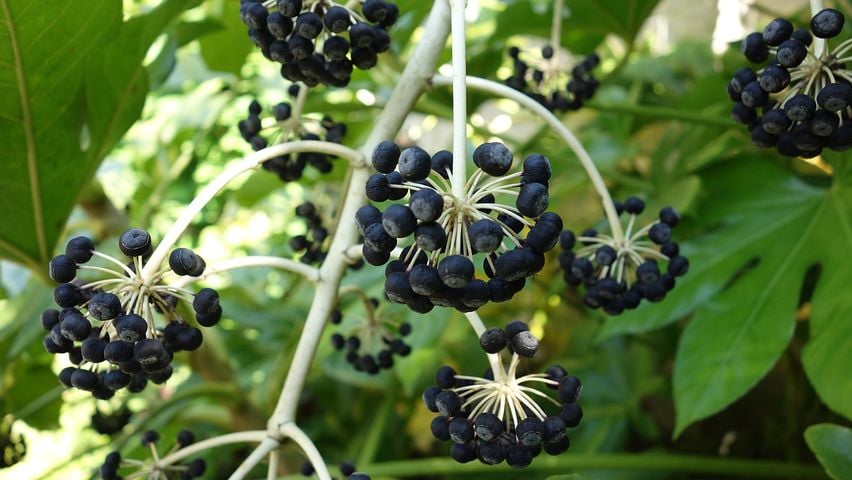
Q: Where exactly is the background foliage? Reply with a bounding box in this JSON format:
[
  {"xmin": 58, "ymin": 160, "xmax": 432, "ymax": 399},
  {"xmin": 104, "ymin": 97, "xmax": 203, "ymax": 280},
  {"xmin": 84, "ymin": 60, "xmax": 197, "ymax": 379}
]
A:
[{"xmin": 0, "ymin": 0, "xmax": 850, "ymax": 478}]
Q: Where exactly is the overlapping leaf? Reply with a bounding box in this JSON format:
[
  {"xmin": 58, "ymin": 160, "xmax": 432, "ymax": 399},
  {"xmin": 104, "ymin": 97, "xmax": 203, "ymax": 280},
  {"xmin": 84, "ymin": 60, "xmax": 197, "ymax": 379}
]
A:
[
  {"xmin": 805, "ymin": 423, "xmax": 852, "ymax": 480},
  {"xmin": 0, "ymin": 0, "xmax": 198, "ymax": 272},
  {"xmin": 598, "ymin": 157, "xmax": 851, "ymax": 434}
]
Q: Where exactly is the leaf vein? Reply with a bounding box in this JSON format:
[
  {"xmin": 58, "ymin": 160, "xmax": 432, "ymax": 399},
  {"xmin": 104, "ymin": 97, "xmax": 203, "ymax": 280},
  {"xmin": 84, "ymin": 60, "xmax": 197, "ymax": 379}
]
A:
[{"xmin": 0, "ymin": 0, "xmax": 47, "ymax": 263}]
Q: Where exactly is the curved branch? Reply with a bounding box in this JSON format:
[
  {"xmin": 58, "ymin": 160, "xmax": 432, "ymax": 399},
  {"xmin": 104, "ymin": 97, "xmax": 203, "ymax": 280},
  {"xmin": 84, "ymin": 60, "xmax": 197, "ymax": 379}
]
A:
[
  {"xmin": 172, "ymin": 255, "xmax": 321, "ymax": 288},
  {"xmin": 229, "ymin": 437, "xmax": 280, "ymax": 480},
  {"xmin": 156, "ymin": 430, "xmax": 269, "ymax": 467},
  {"xmin": 280, "ymin": 422, "xmax": 332, "ymax": 480},
  {"xmin": 430, "ymin": 75, "xmax": 625, "ymax": 242},
  {"xmin": 140, "ymin": 141, "xmax": 366, "ymax": 283}
]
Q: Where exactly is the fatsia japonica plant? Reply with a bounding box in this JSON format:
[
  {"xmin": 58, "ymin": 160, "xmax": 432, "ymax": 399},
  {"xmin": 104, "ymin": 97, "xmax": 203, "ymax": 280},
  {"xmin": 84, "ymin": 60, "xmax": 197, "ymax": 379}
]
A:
[{"xmin": 1, "ymin": 0, "xmax": 850, "ymax": 478}]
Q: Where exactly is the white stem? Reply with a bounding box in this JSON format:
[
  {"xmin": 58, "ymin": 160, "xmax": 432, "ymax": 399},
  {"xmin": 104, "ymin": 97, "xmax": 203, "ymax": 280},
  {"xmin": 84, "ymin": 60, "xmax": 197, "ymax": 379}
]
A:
[
  {"xmin": 139, "ymin": 141, "xmax": 366, "ymax": 283},
  {"xmin": 450, "ymin": 0, "xmax": 468, "ymax": 199},
  {"xmin": 267, "ymin": 450, "xmax": 278, "ymax": 480},
  {"xmin": 157, "ymin": 430, "xmax": 268, "ymax": 467},
  {"xmin": 432, "ymin": 75, "xmax": 625, "ymax": 242},
  {"xmin": 280, "ymin": 422, "xmax": 332, "ymax": 480},
  {"xmin": 292, "ymin": 84, "xmax": 310, "ymax": 119},
  {"xmin": 228, "ymin": 437, "xmax": 280, "ymax": 480},
  {"xmin": 172, "ymin": 256, "xmax": 320, "ymax": 288},
  {"xmin": 268, "ymin": 0, "xmax": 452, "ymax": 428},
  {"xmin": 550, "ymin": 0, "xmax": 563, "ymax": 54},
  {"xmin": 464, "ymin": 311, "xmax": 506, "ymax": 383},
  {"xmin": 463, "ymin": 310, "xmax": 487, "ymax": 336},
  {"xmin": 810, "ymin": 0, "xmax": 826, "ymax": 59}
]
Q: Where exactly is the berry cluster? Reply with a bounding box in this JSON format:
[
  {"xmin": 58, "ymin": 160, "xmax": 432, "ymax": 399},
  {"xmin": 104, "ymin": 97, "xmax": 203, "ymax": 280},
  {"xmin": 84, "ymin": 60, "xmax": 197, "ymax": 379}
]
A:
[
  {"xmin": 91, "ymin": 405, "xmax": 132, "ymax": 435},
  {"xmin": 44, "ymin": 230, "xmax": 221, "ymax": 398},
  {"xmin": 99, "ymin": 430, "xmax": 204, "ymax": 479},
  {"xmin": 290, "ymin": 202, "xmax": 330, "ymax": 264},
  {"xmin": 504, "ymin": 45, "xmax": 600, "ymax": 112},
  {"xmin": 329, "ymin": 295, "xmax": 412, "ymax": 374},
  {"xmin": 239, "ymin": 95, "xmax": 347, "ymax": 182},
  {"xmin": 729, "ymin": 8, "xmax": 851, "ymax": 156},
  {"xmin": 301, "ymin": 460, "xmax": 371, "ymax": 479},
  {"xmin": 423, "ymin": 321, "xmax": 582, "ymax": 468},
  {"xmin": 361, "ymin": 141, "xmax": 562, "ymax": 313},
  {"xmin": 560, "ymin": 198, "xmax": 689, "ymax": 315},
  {"xmin": 239, "ymin": 0, "xmax": 398, "ymax": 87}
]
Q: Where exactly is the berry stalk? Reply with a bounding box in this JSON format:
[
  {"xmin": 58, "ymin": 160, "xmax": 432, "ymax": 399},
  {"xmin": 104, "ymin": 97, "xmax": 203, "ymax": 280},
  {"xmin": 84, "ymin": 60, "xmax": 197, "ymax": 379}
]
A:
[
  {"xmin": 432, "ymin": 75, "xmax": 625, "ymax": 243},
  {"xmin": 450, "ymin": 0, "xmax": 468, "ymax": 199},
  {"xmin": 464, "ymin": 311, "xmax": 507, "ymax": 383},
  {"xmin": 810, "ymin": 0, "xmax": 826, "ymax": 58},
  {"xmin": 550, "ymin": 0, "xmax": 563, "ymax": 62}
]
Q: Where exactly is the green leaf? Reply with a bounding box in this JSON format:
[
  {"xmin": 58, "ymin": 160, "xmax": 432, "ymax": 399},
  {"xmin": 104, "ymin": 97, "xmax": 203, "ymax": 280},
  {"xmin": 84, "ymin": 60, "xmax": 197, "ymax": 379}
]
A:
[
  {"xmin": 563, "ymin": 0, "xmax": 662, "ymax": 45},
  {"xmin": 0, "ymin": 277, "xmax": 61, "ymax": 429},
  {"xmin": 802, "ymin": 161, "xmax": 852, "ymax": 422},
  {"xmin": 495, "ymin": 1, "xmax": 605, "ymax": 53},
  {"xmin": 0, "ymin": 0, "xmax": 197, "ymax": 272},
  {"xmin": 0, "ymin": 0, "xmax": 121, "ymax": 270},
  {"xmin": 199, "ymin": 0, "xmax": 253, "ymax": 75},
  {"xmin": 654, "ymin": 158, "xmax": 852, "ymax": 435},
  {"xmin": 86, "ymin": 0, "xmax": 203, "ymax": 166},
  {"xmin": 805, "ymin": 424, "xmax": 852, "ymax": 480}
]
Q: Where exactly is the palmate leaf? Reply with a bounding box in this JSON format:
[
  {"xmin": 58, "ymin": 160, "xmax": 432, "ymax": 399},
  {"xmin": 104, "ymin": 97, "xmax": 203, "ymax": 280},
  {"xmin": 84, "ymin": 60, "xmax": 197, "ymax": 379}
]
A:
[
  {"xmin": 679, "ymin": 158, "xmax": 852, "ymax": 433},
  {"xmin": 597, "ymin": 156, "xmax": 851, "ymax": 435},
  {"xmin": 0, "ymin": 0, "xmax": 198, "ymax": 273}
]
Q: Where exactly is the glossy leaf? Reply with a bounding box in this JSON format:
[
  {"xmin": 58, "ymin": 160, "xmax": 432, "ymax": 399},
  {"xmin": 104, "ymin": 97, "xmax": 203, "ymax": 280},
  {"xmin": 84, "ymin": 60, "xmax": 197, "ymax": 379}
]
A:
[
  {"xmin": 805, "ymin": 423, "xmax": 852, "ymax": 480},
  {"xmin": 663, "ymin": 159, "xmax": 852, "ymax": 435}
]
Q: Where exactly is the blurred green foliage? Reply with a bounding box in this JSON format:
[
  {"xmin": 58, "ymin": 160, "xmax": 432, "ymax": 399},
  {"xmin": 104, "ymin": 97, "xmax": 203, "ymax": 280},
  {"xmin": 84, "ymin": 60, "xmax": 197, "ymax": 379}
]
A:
[{"xmin": 0, "ymin": 0, "xmax": 850, "ymax": 478}]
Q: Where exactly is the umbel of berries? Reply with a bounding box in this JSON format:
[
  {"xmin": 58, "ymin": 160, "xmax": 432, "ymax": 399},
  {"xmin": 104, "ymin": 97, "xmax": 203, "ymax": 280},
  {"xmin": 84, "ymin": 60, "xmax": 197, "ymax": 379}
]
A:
[
  {"xmin": 329, "ymin": 296, "xmax": 413, "ymax": 374},
  {"xmin": 729, "ymin": 8, "xmax": 851, "ymax": 156},
  {"xmin": 559, "ymin": 198, "xmax": 689, "ymax": 315},
  {"xmin": 98, "ymin": 429, "xmax": 205, "ymax": 479},
  {"xmin": 239, "ymin": 0, "xmax": 399, "ymax": 87},
  {"xmin": 503, "ymin": 44, "xmax": 600, "ymax": 112},
  {"xmin": 238, "ymin": 93, "xmax": 347, "ymax": 182},
  {"xmin": 361, "ymin": 141, "xmax": 563, "ymax": 313},
  {"xmin": 44, "ymin": 229, "xmax": 222, "ymax": 398},
  {"xmin": 289, "ymin": 201, "xmax": 330, "ymax": 264},
  {"xmin": 423, "ymin": 321, "xmax": 583, "ymax": 468}
]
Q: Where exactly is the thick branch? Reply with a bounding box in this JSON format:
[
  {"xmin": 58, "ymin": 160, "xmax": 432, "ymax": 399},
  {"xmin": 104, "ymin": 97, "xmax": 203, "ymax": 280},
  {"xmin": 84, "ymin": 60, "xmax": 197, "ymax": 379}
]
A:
[{"xmin": 267, "ymin": 0, "xmax": 452, "ymax": 430}]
